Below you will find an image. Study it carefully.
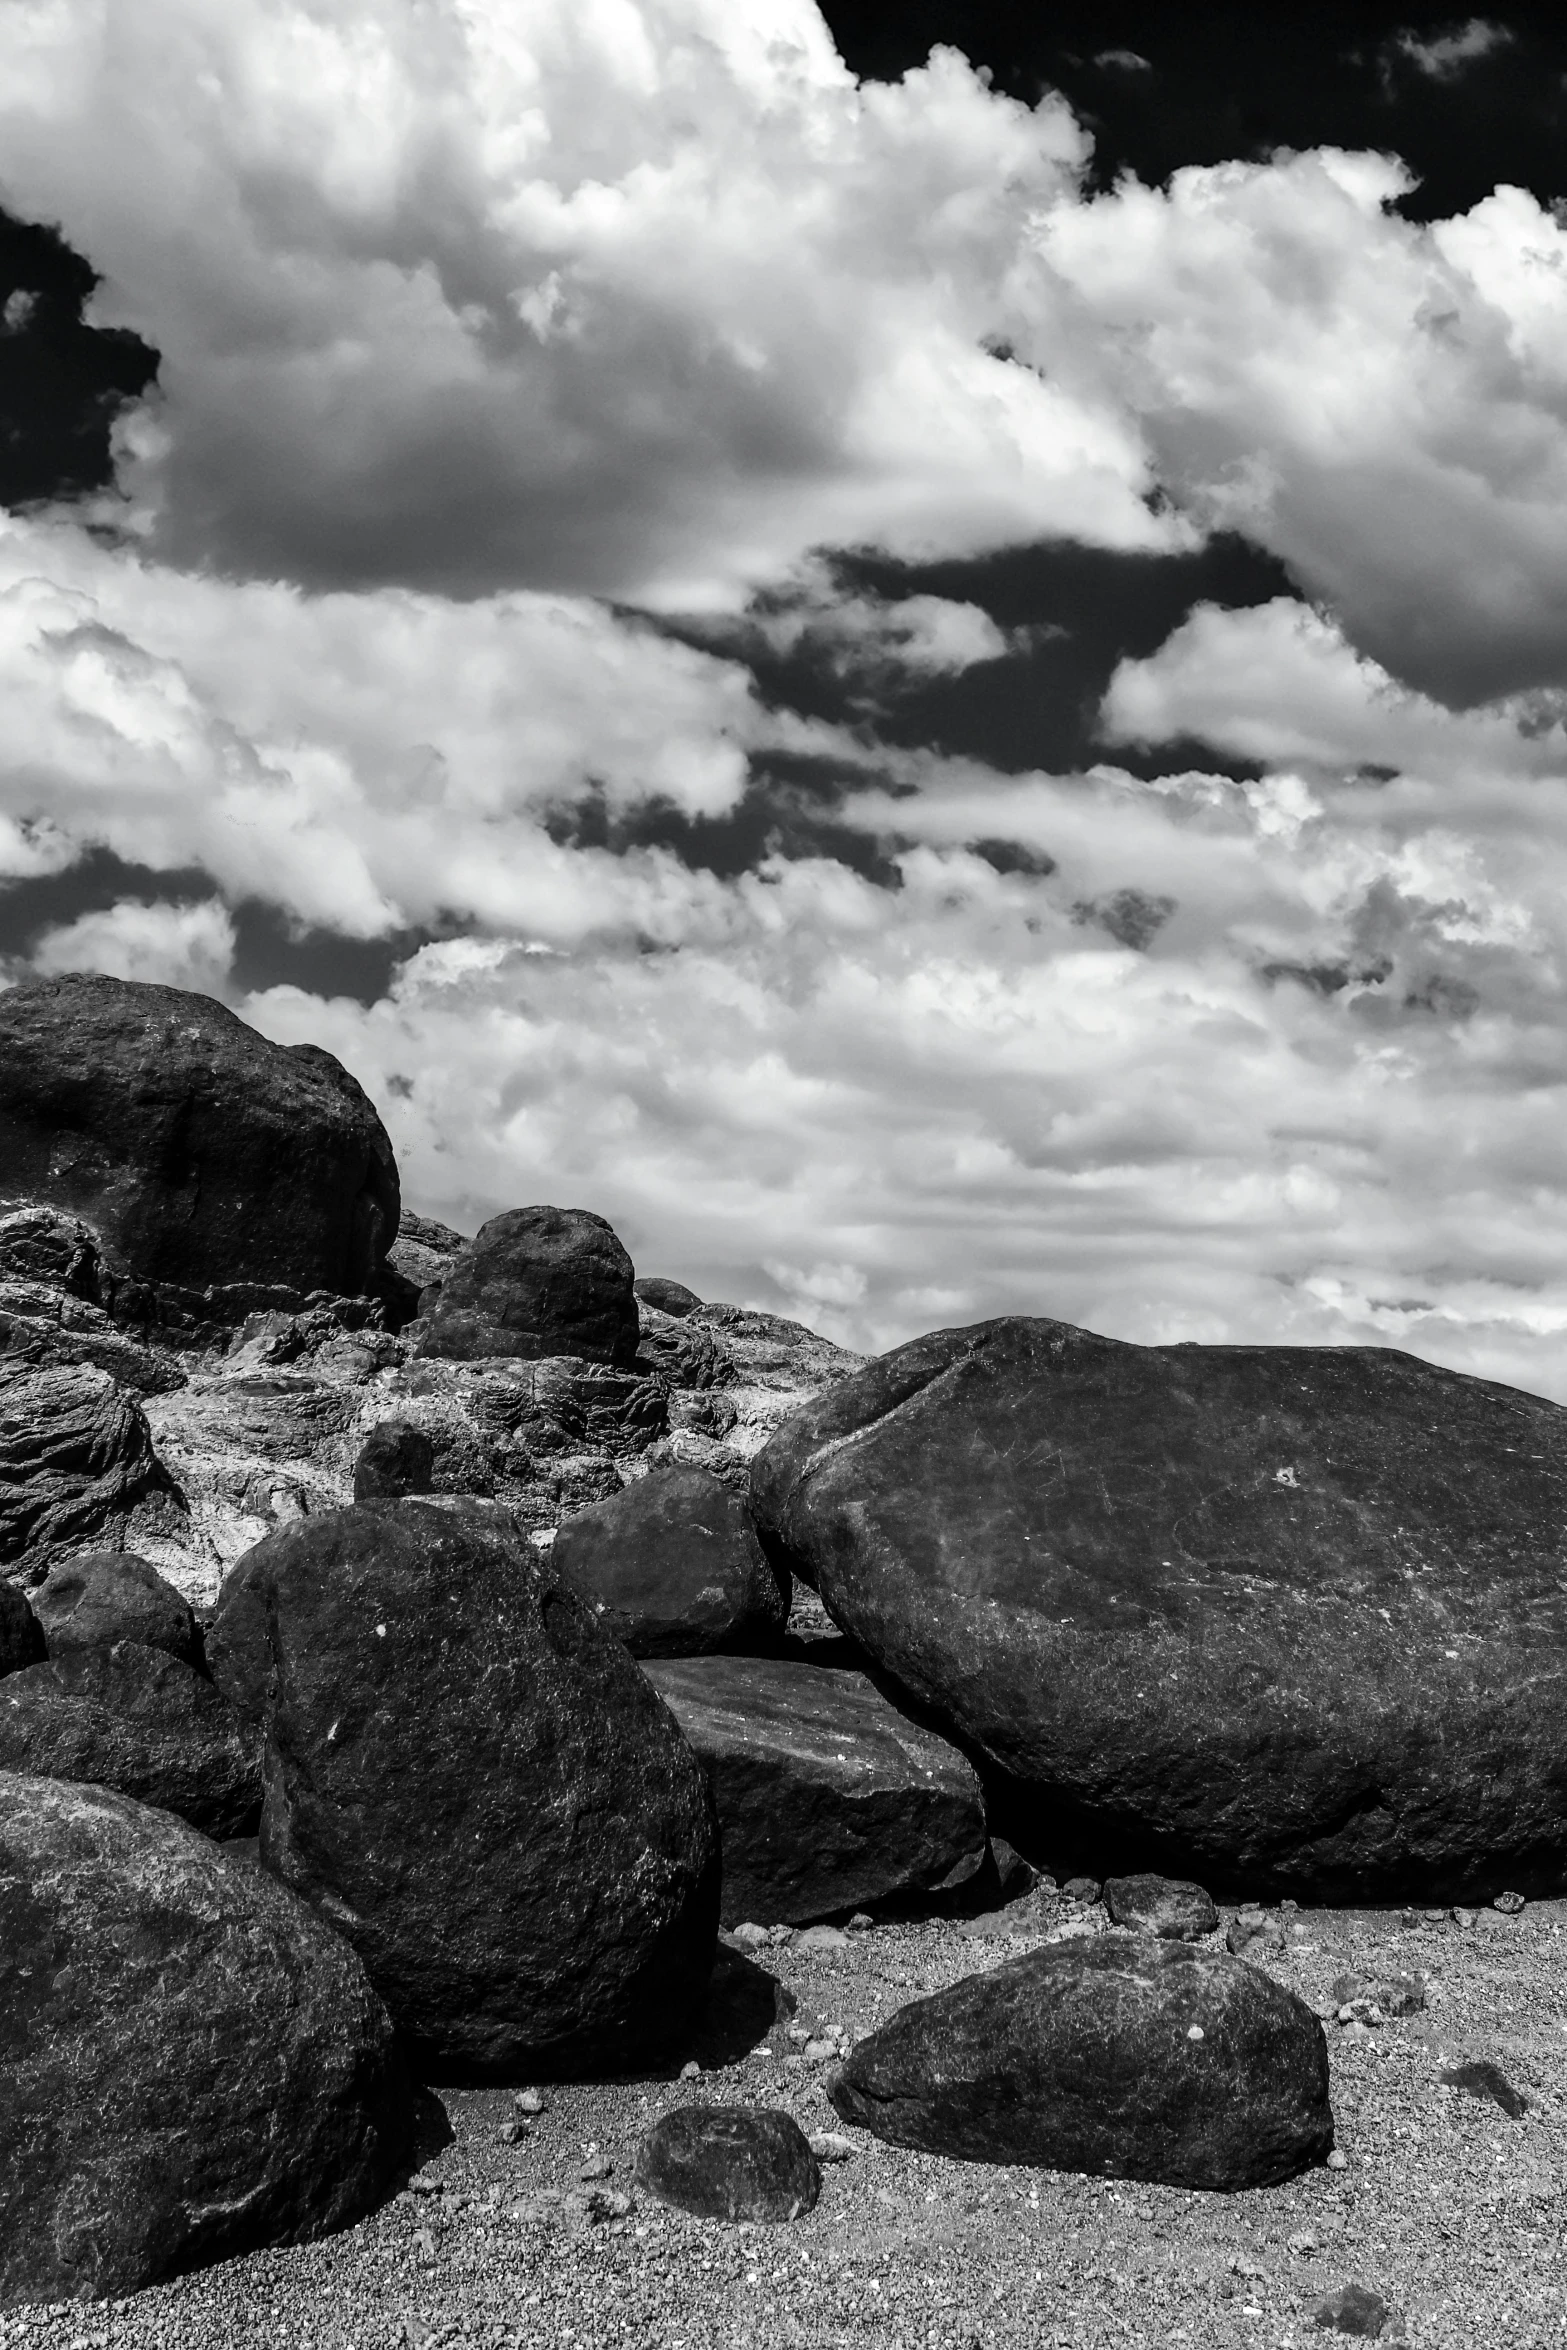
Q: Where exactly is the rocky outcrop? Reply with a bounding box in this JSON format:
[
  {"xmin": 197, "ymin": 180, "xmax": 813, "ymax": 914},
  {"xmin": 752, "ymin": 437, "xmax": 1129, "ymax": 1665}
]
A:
[
  {"xmin": 414, "ymin": 1206, "xmax": 639, "ymax": 1367},
  {"xmin": 552, "ymin": 1467, "xmax": 788, "ymax": 1658},
  {"xmin": 352, "ymin": 1418, "xmax": 435, "ymax": 1500},
  {"xmin": 634, "ymin": 2106, "xmax": 820, "ymax": 2222},
  {"xmin": 827, "ymin": 1932, "xmax": 1332, "ymax": 2189},
  {"xmin": 30, "ymin": 1550, "xmax": 200, "ymax": 1665},
  {"xmin": 0, "ymin": 1643, "xmax": 260, "ymax": 1838},
  {"xmin": 644, "ymin": 1656, "xmax": 987, "ymax": 1925},
  {"xmin": 208, "ymin": 1500, "xmax": 719, "ymax": 2078},
  {"xmin": 0, "ymin": 1356, "xmax": 183, "ymax": 1578},
  {"xmin": 752, "ymin": 1316, "xmax": 1567, "ymax": 1902},
  {"xmin": 0, "ymin": 1772, "xmax": 410, "ymax": 2306},
  {"xmin": 0, "ymin": 974, "xmax": 399, "ymax": 1329}
]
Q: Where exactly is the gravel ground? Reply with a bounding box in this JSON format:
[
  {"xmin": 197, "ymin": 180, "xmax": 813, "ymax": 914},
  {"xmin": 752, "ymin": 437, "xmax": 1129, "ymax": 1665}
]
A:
[{"xmin": 5, "ymin": 1891, "xmax": 1566, "ymax": 2350}]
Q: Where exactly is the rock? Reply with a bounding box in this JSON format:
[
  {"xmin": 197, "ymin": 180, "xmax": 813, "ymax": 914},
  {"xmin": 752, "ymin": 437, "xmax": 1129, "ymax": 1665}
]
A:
[
  {"xmin": 208, "ymin": 1500, "xmax": 719, "ymax": 2077},
  {"xmin": 751, "ymin": 1315, "xmax": 1567, "ymax": 1901},
  {"xmin": 0, "ymin": 1640, "xmax": 261, "ymax": 1838},
  {"xmin": 0, "ymin": 1210, "xmax": 188, "ymax": 1395},
  {"xmin": 0, "ymin": 1356, "xmax": 181, "ymax": 1574},
  {"xmin": 1441, "ymin": 2059, "xmax": 1527, "ymax": 2118},
  {"xmin": 633, "ymin": 2106, "xmax": 820, "ymax": 2223},
  {"xmin": 1312, "ymin": 2281, "xmax": 1396, "ymax": 2336},
  {"xmin": 642, "ymin": 1655, "xmax": 987, "ymax": 1925},
  {"xmin": 1062, "ymin": 1877, "xmax": 1102, "ymax": 1905},
  {"xmin": 30, "ymin": 1549, "xmax": 200, "ymax": 1666},
  {"xmin": 552, "ymin": 1467, "xmax": 788, "ymax": 1659},
  {"xmin": 1104, "ymin": 1873, "xmax": 1219, "ymax": 1941},
  {"xmin": 0, "ymin": 974, "xmax": 399, "ymax": 1321},
  {"xmin": 0, "ymin": 1584, "xmax": 46, "ymax": 1677},
  {"xmin": 1228, "ymin": 1910, "xmax": 1287, "ymax": 1958},
  {"xmin": 0, "ymin": 1771, "xmax": 410, "ymax": 2306},
  {"xmin": 1493, "ymin": 1889, "xmax": 1526, "ymax": 1914},
  {"xmin": 692, "ymin": 1303, "xmax": 865, "ymax": 1462},
  {"xmin": 635, "ymin": 1307, "xmax": 722, "ymax": 1390},
  {"xmin": 1330, "ymin": 1970, "xmax": 1425, "ymax": 2018},
  {"xmin": 826, "ymin": 1930, "xmax": 1332, "ymax": 2189},
  {"xmin": 989, "ymin": 1837, "xmax": 1037, "ymax": 1901},
  {"xmin": 352, "ymin": 1420, "xmax": 436, "ymax": 1502},
  {"xmin": 636, "ymin": 1277, "xmax": 703, "ymax": 1318},
  {"xmin": 809, "ymin": 2132, "xmax": 857, "ymax": 2163},
  {"xmin": 794, "ymin": 1923, "xmax": 849, "ymax": 1953},
  {"xmin": 414, "ymin": 1206, "xmax": 638, "ymax": 1368},
  {"xmin": 388, "ymin": 1212, "xmax": 467, "ymax": 1299}
]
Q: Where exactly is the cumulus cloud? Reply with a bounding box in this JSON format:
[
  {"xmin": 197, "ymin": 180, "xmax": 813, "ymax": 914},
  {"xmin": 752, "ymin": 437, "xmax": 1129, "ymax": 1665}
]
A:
[
  {"xmin": 30, "ymin": 895, "xmax": 236, "ymax": 993},
  {"xmin": 0, "ymin": 0, "xmax": 1174, "ymax": 607},
  {"xmin": 1392, "ymin": 19, "xmax": 1512, "ymax": 79}
]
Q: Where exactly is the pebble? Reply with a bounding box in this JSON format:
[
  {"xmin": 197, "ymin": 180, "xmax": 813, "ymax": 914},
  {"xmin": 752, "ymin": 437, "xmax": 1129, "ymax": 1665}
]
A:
[
  {"xmin": 848, "ymin": 1912, "xmax": 874, "ymax": 1931},
  {"xmin": 809, "ymin": 2132, "xmax": 858, "ymax": 2163},
  {"xmin": 1326, "ymin": 2149, "xmax": 1350, "ymax": 2170},
  {"xmin": 1494, "ymin": 1890, "xmax": 1526, "ymax": 1915},
  {"xmin": 679, "ymin": 2060, "xmax": 701, "ymax": 2081},
  {"xmin": 731, "ymin": 1922, "xmax": 771, "ymax": 1951}
]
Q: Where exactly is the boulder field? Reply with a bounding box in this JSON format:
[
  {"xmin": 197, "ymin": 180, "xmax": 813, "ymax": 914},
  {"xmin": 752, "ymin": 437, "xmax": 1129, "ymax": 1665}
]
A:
[{"xmin": 751, "ymin": 1315, "xmax": 1567, "ymax": 1902}]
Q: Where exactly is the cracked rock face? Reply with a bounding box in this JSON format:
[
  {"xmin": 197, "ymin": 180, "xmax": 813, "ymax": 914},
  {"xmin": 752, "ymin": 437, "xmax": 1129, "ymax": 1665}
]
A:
[
  {"xmin": 751, "ymin": 1314, "xmax": 1567, "ymax": 1903},
  {"xmin": 0, "ymin": 1771, "xmax": 411, "ymax": 2307},
  {"xmin": 0, "ymin": 1357, "xmax": 185, "ymax": 1579}
]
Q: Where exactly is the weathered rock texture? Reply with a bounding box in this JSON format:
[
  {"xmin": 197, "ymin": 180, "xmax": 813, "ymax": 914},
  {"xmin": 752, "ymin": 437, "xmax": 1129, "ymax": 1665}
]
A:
[
  {"xmin": 0, "ymin": 1584, "xmax": 46, "ymax": 1677},
  {"xmin": 0, "ymin": 1771, "xmax": 410, "ymax": 2306},
  {"xmin": 414, "ymin": 1205, "xmax": 639, "ymax": 1367},
  {"xmin": 208, "ymin": 1500, "xmax": 719, "ymax": 2078},
  {"xmin": 0, "ymin": 1644, "xmax": 261, "ymax": 1838},
  {"xmin": 31, "ymin": 1550, "xmax": 200, "ymax": 1665},
  {"xmin": 1104, "ymin": 1874, "xmax": 1219, "ymax": 1941},
  {"xmin": 645, "ymin": 1656, "xmax": 987, "ymax": 1925},
  {"xmin": 634, "ymin": 2105, "xmax": 820, "ymax": 2223},
  {"xmin": 552, "ymin": 1467, "xmax": 788, "ymax": 1658},
  {"xmin": 0, "ymin": 1357, "xmax": 181, "ymax": 1576},
  {"xmin": 635, "ymin": 1277, "xmax": 702, "ymax": 1318},
  {"xmin": 828, "ymin": 1932, "xmax": 1332, "ymax": 2189},
  {"xmin": 752, "ymin": 1317, "xmax": 1567, "ymax": 1901},
  {"xmin": 0, "ymin": 974, "xmax": 399, "ymax": 1325}
]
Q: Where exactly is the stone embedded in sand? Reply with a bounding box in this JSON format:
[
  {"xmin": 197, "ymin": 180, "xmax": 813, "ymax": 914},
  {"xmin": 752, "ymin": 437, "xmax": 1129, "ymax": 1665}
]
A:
[
  {"xmin": 1311, "ymin": 2281, "xmax": 1396, "ymax": 2336},
  {"xmin": 644, "ymin": 1653, "xmax": 986, "ymax": 1925},
  {"xmin": 30, "ymin": 1550, "xmax": 200, "ymax": 1666},
  {"xmin": 827, "ymin": 1930, "xmax": 1333, "ymax": 2189},
  {"xmin": 752, "ymin": 1314, "xmax": 1567, "ymax": 1902},
  {"xmin": 209, "ymin": 1499, "xmax": 719, "ymax": 2078},
  {"xmin": 553, "ymin": 1466, "xmax": 787, "ymax": 1659},
  {"xmin": 0, "ymin": 1771, "xmax": 410, "ymax": 2307},
  {"xmin": 634, "ymin": 2105, "xmax": 820, "ymax": 2223},
  {"xmin": 1104, "ymin": 1873, "xmax": 1219, "ymax": 1940}
]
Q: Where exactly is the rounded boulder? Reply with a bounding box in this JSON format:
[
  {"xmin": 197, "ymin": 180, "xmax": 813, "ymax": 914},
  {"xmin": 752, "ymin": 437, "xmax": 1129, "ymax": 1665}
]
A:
[
  {"xmin": 0, "ymin": 973, "xmax": 399, "ymax": 1310},
  {"xmin": 414, "ymin": 1205, "xmax": 638, "ymax": 1367},
  {"xmin": 208, "ymin": 1500, "xmax": 719, "ymax": 2078},
  {"xmin": 552, "ymin": 1467, "xmax": 788, "ymax": 1659},
  {"xmin": 0, "ymin": 1771, "xmax": 410, "ymax": 2306},
  {"xmin": 634, "ymin": 2105, "xmax": 821, "ymax": 2223},
  {"xmin": 30, "ymin": 1550, "xmax": 199, "ymax": 1667}
]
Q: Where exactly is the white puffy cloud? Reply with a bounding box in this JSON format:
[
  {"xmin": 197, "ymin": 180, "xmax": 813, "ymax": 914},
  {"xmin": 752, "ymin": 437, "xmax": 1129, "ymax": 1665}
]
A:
[
  {"xmin": 30, "ymin": 895, "xmax": 236, "ymax": 993},
  {"xmin": 0, "ymin": 0, "xmax": 1173, "ymax": 607},
  {"xmin": 1393, "ymin": 19, "xmax": 1511, "ymax": 79}
]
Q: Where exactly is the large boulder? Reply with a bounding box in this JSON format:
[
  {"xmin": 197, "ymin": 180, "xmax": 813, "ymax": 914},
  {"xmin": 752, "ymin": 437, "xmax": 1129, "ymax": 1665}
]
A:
[
  {"xmin": 827, "ymin": 1932, "xmax": 1332, "ymax": 2189},
  {"xmin": 552, "ymin": 1467, "xmax": 788, "ymax": 1659},
  {"xmin": 752, "ymin": 1317, "xmax": 1567, "ymax": 1902},
  {"xmin": 208, "ymin": 1500, "xmax": 719, "ymax": 2077},
  {"xmin": 0, "ymin": 1356, "xmax": 180, "ymax": 1575},
  {"xmin": 644, "ymin": 1656, "xmax": 987, "ymax": 1925},
  {"xmin": 30, "ymin": 1549, "xmax": 200, "ymax": 1666},
  {"xmin": 0, "ymin": 1644, "xmax": 260, "ymax": 1839},
  {"xmin": 0, "ymin": 974, "xmax": 399, "ymax": 1319},
  {"xmin": 0, "ymin": 1772, "xmax": 410, "ymax": 2306},
  {"xmin": 414, "ymin": 1206, "xmax": 639, "ymax": 1368}
]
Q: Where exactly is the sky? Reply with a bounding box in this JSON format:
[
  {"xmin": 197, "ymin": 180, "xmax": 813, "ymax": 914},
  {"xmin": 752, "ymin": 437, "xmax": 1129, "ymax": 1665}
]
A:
[{"xmin": 5, "ymin": 4, "xmax": 1567, "ymax": 1393}]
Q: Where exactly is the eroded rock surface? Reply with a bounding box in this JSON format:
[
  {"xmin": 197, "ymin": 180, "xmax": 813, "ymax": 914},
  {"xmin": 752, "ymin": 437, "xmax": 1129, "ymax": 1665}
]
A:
[
  {"xmin": 0, "ymin": 1772, "xmax": 410, "ymax": 2306},
  {"xmin": 0, "ymin": 1357, "xmax": 182, "ymax": 1578},
  {"xmin": 553, "ymin": 1467, "xmax": 787, "ymax": 1658},
  {"xmin": 753, "ymin": 1316, "xmax": 1567, "ymax": 1902}
]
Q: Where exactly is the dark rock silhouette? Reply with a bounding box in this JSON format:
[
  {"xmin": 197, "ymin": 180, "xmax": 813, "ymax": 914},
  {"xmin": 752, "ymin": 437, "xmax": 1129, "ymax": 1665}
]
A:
[
  {"xmin": 827, "ymin": 1931, "xmax": 1332, "ymax": 2188},
  {"xmin": 753, "ymin": 1316, "xmax": 1567, "ymax": 1901},
  {"xmin": 634, "ymin": 2105, "xmax": 820, "ymax": 2222},
  {"xmin": 552, "ymin": 1466, "xmax": 787, "ymax": 1658},
  {"xmin": 1104, "ymin": 1873, "xmax": 1219, "ymax": 1941},
  {"xmin": 644, "ymin": 1655, "xmax": 987, "ymax": 1925},
  {"xmin": 0, "ymin": 1772, "xmax": 410, "ymax": 2306},
  {"xmin": 414, "ymin": 1205, "xmax": 638, "ymax": 1368},
  {"xmin": 0, "ymin": 1357, "xmax": 181, "ymax": 1573},
  {"xmin": 352, "ymin": 1419, "xmax": 435, "ymax": 1501},
  {"xmin": 0, "ymin": 1643, "xmax": 260, "ymax": 1838},
  {"xmin": 0, "ymin": 1585, "xmax": 45, "ymax": 1678},
  {"xmin": 208, "ymin": 1500, "xmax": 719, "ymax": 2078},
  {"xmin": 0, "ymin": 974, "xmax": 399, "ymax": 1324},
  {"xmin": 31, "ymin": 1549, "xmax": 200, "ymax": 1666},
  {"xmin": 636, "ymin": 1277, "xmax": 702, "ymax": 1318}
]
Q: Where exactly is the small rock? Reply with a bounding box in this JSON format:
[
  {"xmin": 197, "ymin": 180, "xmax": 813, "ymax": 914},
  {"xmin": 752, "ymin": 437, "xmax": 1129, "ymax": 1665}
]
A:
[
  {"xmin": 1103, "ymin": 1872, "xmax": 1218, "ymax": 1941},
  {"xmin": 848, "ymin": 1912, "xmax": 874, "ymax": 1932},
  {"xmin": 794, "ymin": 1924, "xmax": 849, "ymax": 1953},
  {"xmin": 809, "ymin": 2133, "xmax": 857, "ymax": 2163},
  {"xmin": 1449, "ymin": 1906, "xmax": 1477, "ymax": 1926},
  {"xmin": 731, "ymin": 1922, "xmax": 772, "ymax": 1951},
  {"xmin": 680, "ymin": 2060, "xmax": 701, "ymax": 2081},
  {"xmin": 1288, "ymin": 2230, "xmax": 1323, "ymax": 2255},
  {"xmin": 1330, "ymin": 1971, "xmax": 1426, "ymax": 2019},
  {"xmin": 1493, "ymin": 1890, "xmax": 1526, "ymax": 1915},
  {"xmin": 768, "ymin": 1924, "xmax": 794, "ymax": 1946},
  {"xmin": 1311, "ymin": 2280, "xmax": 1394, "ymax": 2336},
  {"xmin": 579, "ymin": 2154, "xmax": 613, "ymax": 2181},
  {"xmin": 802, "ymin": 2038, "xmax": 838, "ymax": 2061},
  {"xmin": 1440, "ymin": 2059, "xmax": 1528, "ymax": 2118},
  {"xmin": 412, "ymin": 2227, "xmax": 439, "ymax": 2261},
  {"xmin": 514, "ymin": 2087, "xmax": 547, "ymax": 2115},
  {"xmin": 635, "ymin": 2105, "xmax": 822, "ymax": 2224},
  {"xmin": 1061, "ymin": 1876, "xmax": 1101, "ymax": 1904},
  {"xmin": 988, "ymin": 1836, "xmax": 1037, "ymax": 1900},
  {"xmin": 498, "ymin": 2120, "xmax": 528, "ymax": 2146},
  {"xmin": 1326, "ymin": 2149, "xmax": 1349, "ymax": 2171}
]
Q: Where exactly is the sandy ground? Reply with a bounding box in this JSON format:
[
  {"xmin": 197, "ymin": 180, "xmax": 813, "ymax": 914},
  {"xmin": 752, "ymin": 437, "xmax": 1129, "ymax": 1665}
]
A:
[{"xmin": 4, "ymin": 1887, "xmax": 1566, "ymax": 2350}]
